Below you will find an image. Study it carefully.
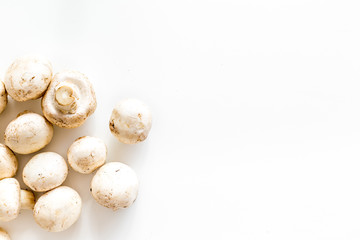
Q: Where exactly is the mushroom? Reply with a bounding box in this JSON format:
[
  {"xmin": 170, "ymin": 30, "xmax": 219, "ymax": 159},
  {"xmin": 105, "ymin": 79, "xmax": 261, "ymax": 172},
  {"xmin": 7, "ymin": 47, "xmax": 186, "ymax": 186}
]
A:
[
  {"xmin": 91, "ymin": 162, "xmax": 139, "ymax": 210},
  {"xmin": 23, "ymin": 152, "xmax": 68, "ymax": 192},
  {"xmin": 0, "ymin": 81, "xmax": 7, "ymax": 114},
  {"xmin": 0, "ymin": 144, "xmax": 17, "ymax": 180},
  {"xmin": 4, "ymin": 55, "xmax": 52, "ymax": 101},
  {"xmin": 41, "ymin": 70, "xmax": 97, "ymax": 128},
  {"xmin": 0, "ymin": 227, "xmax": 10, "ymax": 240},
  {"xmin": 68, "ymin": 136, "xmax": 107, "ymax": 174},
  {"xmin": 33, "ymin": 186, "xmax": 82, "ymax": 232},
  {"xmin": 109, "ymin": 98, "xmax": 152, "ymax": 144},
  {"xmin": 0, "ymin": 178, "xmax": 35, "ymax": 222},
  {"xmin": 4, "ymin": 111, "xmax": 53, "ymax": 154}
]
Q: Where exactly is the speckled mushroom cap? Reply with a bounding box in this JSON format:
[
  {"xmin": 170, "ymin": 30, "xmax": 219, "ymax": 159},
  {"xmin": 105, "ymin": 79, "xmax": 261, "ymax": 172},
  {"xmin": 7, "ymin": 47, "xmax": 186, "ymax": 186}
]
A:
[
  {"xmin": 33, "ymin": 186, "xmax": 82, "ymax": 232},
  {"xmin": 23, "ymin": 152, "xmax": 68, "ymax": 192},
  {"xmin": 0, "ymin": 81, "xmax": 7, "ymax": 114},
  {"xmin": 0, "ymin": 143, "xmax": 17, "ymax": 180},
  {"xmin": 0, "ymin": 178, "xmax": 21, "ymax": 222},
  {"xmin": 91, "ymin": 162, "xmax": 139, "ymax": 210},
  {"xmin": 41, "ymin": 70, "xmax": 97, "ymax": 128},
  {"xmin": 67, "ymin": 136, "xmax": 107, "ymax": 174},
  {"xmin": 109, "ymin": 98, "xmax": 152, "ymax": 144},
  {"xmin": 4, "ymin": 55, "xmax": 52, "ymax": 101},
  {"xmin": 0, "ymin": 227, "xmax": 10, "ymax": 240},
  {"xmin": 4, "ymin": 111, "xmax": 53, "ymax": 154}
]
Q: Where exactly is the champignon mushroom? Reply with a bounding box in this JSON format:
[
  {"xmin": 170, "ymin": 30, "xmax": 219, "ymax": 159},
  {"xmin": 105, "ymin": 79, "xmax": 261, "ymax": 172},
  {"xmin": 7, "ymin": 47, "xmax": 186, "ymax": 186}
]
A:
[
  {"xmin": 91, "ymin": 162, "xmax": 139, "ymax": 210},
  {"xmin": 4, "ymin": 55, "xmax": 52, "ymax": 102},
  {"xmin": 33, "ymin": 186, "xmax": 82, "ymax": 232},
  {"xmin": 0, "ymin": 81, "xmax": 7, "ymax": 114},
  {"xmin": 68, "ymin": 136, "xmax": 107, "ymax": 174},
  {"xmin": 23, "ymin": 152, "xmax": 68, "ymax": 192},
  {"xmin": 0, "ymin": 227, "xmax": 10, "ymax": 240},
  {"xmin": 109, "ymin": 98, "xmax": 152, "ymax": 144},
  {"xmin": 0, "ymin": 144, "xmax": 17, "ymax": 180},
  {"xmin": 0, "ymin": 178, "xmax": 35, "ymax": 222},
  {"xmin": 4, "ymin": 111, "xmax": 53, "ymax": 154},
  {"xmin": 41, "ymin": 70, "xmax": 96, "ymax": 128}
]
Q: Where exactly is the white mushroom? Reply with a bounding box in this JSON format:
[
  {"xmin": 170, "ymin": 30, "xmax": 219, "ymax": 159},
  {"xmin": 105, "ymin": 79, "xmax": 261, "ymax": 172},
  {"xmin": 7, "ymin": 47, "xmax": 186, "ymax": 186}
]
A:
[
  {"xmin": 0, "ymin": 227, "xmax": 10, "ymax": 240},
  {"xmin": 109, "ymin": 98, "xmax": 152, "ymax": 144},
  {"xmin": 4, "ymin": 111, "xmax": 53, "ymax": 154},
  {"xmin": 68, "ymin": 136, "xmax": 107, "ymax": 174},
  {"xmin": 0, "ymin": 144, "xmax": 17, "ymax": 180},
  {"xmin": 0, "ymin": 81, "xmax": 7, "ymax": 114},
  {"xmin": 33, "ymin": 186, "xmax": 82, "ymax": 232},
  {"xmin": 91, "ymin": 162, "xmax": 139, "ymax": 210},
  {"xmin": 4, "ymin": 55, "xmax": 52, "ymax": 101},
  {"xmin": 0, "ymin": 178, "xmax": 35, "ymax": 222},
  {"xmin": 23, "ymin": 152, "xmax": 68, "ymax": 192},
  {"xmin": 42, "ymin": 70, "xmax": 97, "ymax": 128}
]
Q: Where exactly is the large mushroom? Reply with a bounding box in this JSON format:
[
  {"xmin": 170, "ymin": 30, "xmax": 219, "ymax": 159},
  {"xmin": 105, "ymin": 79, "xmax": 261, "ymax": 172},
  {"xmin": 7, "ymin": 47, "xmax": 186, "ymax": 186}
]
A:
[
  {"xmin": 0, "ymin": 81, "xmax": 7, "ymax": 114},
  {"xmin": 91, "ymin": 162, "xmax": 139, "ymax": 210},
  {"xmin": 4, "ymin": 111, "xmax": 53, "ymax": 154},
  {"xmin": 109, "ymin": 98, "xmax": 152, "ymax": 144},
  {"xmin": 42, "ymin": 70, "xmax": 96, "ymax": 128},
  {"xmin": 0, "ymin": 144, "xmax": 17, "ymax": 180},
  {"xmin": 0, "ymin": 178, "xmax": 35, "ymax": 222},
  {"xmin": 33, "ymin": 186, "xmax": 82, "ymax": 232},
  {"xmin": 23, "ymin": 152, "xmax": 68, "ymax": 192},
  {"xmin": 4, "ymin": 55, "xmax": 52, "ymax": 101}
]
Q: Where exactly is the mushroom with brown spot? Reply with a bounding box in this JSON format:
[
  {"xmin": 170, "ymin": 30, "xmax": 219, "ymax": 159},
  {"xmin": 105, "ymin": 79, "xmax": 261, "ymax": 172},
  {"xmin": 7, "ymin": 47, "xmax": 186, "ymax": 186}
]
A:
[
  {"xmin": 0, "ymin": 178, "xmax": 35, "ymax": 222},
  {"xmin": 4, "ymin": 111, "xmax": 53, "ymax": 154},
  {"xmin": 41, "ymin": 70, "xmax": 97, "ymax": 128},
  {"xmin": 23, "ymin": 152, "xmax": 68, "ymax": 192},
  {"xmin": 0, "ymin": 81, "xmax": 7, "ymax": 114}
]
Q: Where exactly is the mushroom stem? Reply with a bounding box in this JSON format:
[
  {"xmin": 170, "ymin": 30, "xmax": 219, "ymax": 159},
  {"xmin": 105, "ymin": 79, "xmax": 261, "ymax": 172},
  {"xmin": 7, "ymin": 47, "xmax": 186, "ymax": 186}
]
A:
[
  {"xmin": 20, "ymin": 189, "xmax": 35, "ymax": 210},
  {"xmin": 55, "ymin": 85, "xmax": 75, "ymax": 106}
]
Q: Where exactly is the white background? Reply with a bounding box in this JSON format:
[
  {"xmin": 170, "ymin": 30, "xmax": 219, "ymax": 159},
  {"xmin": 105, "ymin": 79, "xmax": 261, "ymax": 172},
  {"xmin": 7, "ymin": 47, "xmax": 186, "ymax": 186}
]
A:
[{"xmin": 0, "ymin": 0, "xmax": 360, "ymax": 239}]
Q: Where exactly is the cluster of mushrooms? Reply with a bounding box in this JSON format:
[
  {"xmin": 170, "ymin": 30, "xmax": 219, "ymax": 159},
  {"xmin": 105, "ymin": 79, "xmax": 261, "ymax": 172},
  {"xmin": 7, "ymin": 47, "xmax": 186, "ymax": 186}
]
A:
[{"xmin": 0, "ymin": 56, "xmax": 152, "ymax": 238}]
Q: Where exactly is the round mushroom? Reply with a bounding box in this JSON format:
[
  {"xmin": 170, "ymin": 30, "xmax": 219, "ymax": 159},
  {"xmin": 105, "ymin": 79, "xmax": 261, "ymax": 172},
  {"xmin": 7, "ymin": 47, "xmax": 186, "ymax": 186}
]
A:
[
  {"xmin": 0, "ymin": 144, "xmax": 17, "ymax": 180},
  {"xmin": 23, "ymin": 152, "xmax": 68, "ymax": 192},
  {"xmin": 0, "ymin": 81, "xmax": 7, "ymax": 114},
  {"xmin": 33, "ymin": 186, "xmax": 82, "ymax": 232},
  {"xmin": 109, "ymin": 98, "xmax": 152, "ymax": 144},
  {"xmin": 4, "ymin": 55, "xmax": 52, "ymax": 101},
  {"xmin": 68, "ymin": 136, "xmax": 107, "ymax": 174},
  {"xmin": 91, "ymin": 162, "xmax": 139, "ymax": 210},
  {"xmin": 0, "ymin": 227, "xmax": 10, "ymax": 240},
  {"xmin": 4, "ymin": 111, "xmax": 53, "ymax": 154},
  {"xmin": 41, "ymin": 70, "xmax": 96, "ymax": 128},
  {"xmin": 0, "ymin": 178, "xmax": 35, "ymax": 222}
]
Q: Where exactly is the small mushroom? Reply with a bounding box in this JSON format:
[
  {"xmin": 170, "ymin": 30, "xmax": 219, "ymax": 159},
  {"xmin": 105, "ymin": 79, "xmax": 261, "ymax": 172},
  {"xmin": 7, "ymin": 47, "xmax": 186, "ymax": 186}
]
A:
[
  {"xmin": 91, "ymin": 162, "xmax": 139, "ymax": 210},
  {"xmin": 33, "ymin": 186, "xmax": 82, "ymax": 232},
  {"xmin": 4, "ymin": 111, "xmax": 53, "ymax": 154},
  {"xmin": 0, "ymin": 144, "xmax": 17, "ymax": 180},
  {"xmin": 68, "ymin": 136, "xmax": 107, "ymax": 174},
  {"xmin": 23, "ymin": 152, "xmax": 68, "ymax": 192},
  {"xmin": 0, "ymin": 178, "xmax": 35, "ymax": 222},
  {"xmin": 0, "ymin": 81, "xmax": 7, "ymax": 114},
  {"xmin": 0, "ymin": 227, "xmax": 10, "ymax": 240},
  {"xmin": 42, "ymin": 70, "xmax": 97, "ymax": 128},
  {"xmin": 4, "ymin": 55, "xmax": 52, "ymax": 101},
  {"xmin": 109, "ymin": 98, "xmax": 152, "ymax": 144}
]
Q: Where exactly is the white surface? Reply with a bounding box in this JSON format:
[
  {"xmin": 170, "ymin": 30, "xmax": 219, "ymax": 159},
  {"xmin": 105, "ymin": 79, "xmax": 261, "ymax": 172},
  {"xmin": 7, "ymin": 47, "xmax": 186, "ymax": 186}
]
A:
[{"xmin": 0, "ymin": 0, "xmax": 360, "ymax": 239}]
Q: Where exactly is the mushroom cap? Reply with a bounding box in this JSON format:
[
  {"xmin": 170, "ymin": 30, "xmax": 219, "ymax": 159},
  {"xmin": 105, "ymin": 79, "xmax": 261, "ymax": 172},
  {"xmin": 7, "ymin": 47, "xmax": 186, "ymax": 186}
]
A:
[
  {"xmin": 41, "ymin": 70, "xmax": 97, "ymax": 128},
  {"xmin": 23, "ymin": 152, "xmax": 68, "ymax": 192},
  {"xmin": 0, "ymin": 144, "xmax": 18, "ymax": 180},
  {"xmin": 0, "ymin": 81, "xmax": 7, "ymax": 114},
  {"xmin": 0, "ymin": 178, "xmax": 20, "ymax": 222},
  {"xmin": 91, "ymin": 162, "xmax": 139, "ymax": 210},
  {"xmin": 68, "ymin": 136, "xmax": 107, "ymax": 174},
  {"xmin": 0, "ymin": 227, "xmax": 10, "ymax": 240},
  {"xmin": 4, "ymin": 111, "xmax": 53, "ymax": 154},
  {"xmin": 4, "ymin": 55, "xmax": 52, "ymax": 101},
  {"xmin": 109, "ymin": 98, "xmax": 152, "ymax": 144},
  {"xmin": 33, "ymin": 186, "xmax": 82, "ymax": 232}
]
